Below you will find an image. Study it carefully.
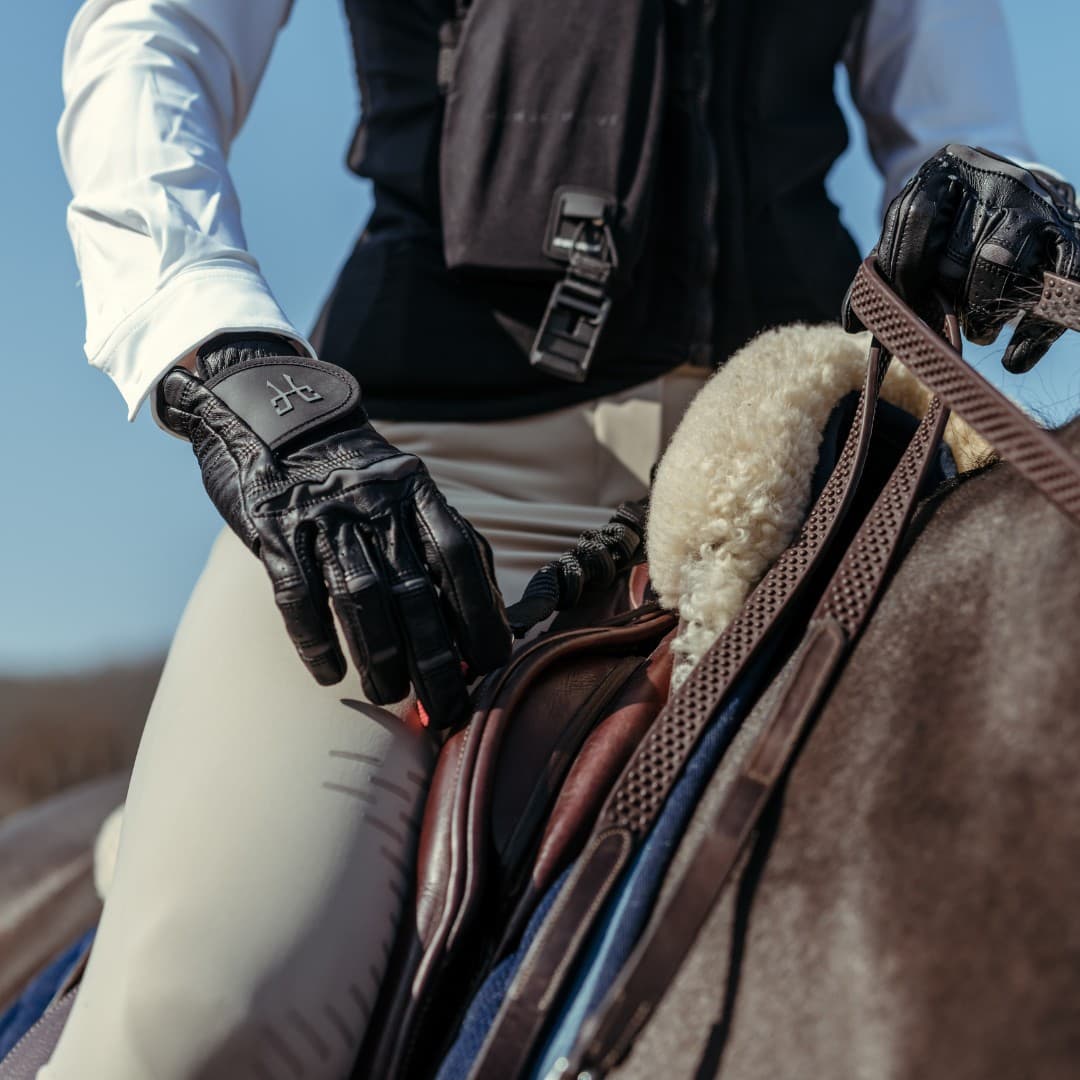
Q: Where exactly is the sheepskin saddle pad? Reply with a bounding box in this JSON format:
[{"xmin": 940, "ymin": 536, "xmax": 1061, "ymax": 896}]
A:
[{"xmin": 647, "ymin": 321, "xmax": 992, "ymax": 691}]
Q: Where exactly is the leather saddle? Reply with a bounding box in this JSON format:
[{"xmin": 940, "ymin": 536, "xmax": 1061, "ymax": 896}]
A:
[{"xmin": 359, "ymin": 566, "xmax": 675, "ymax": 1078}]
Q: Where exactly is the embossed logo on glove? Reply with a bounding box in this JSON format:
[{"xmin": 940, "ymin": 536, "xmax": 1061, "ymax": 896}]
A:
[{"xmin": 202, "ymin": 355, "xmax": 361, "ymax": 451}]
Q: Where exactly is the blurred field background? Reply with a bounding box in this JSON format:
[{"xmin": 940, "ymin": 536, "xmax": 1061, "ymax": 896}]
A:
[{"xmin": 1, "ymin": 2, "xmax": 1078, "ymax": 812}]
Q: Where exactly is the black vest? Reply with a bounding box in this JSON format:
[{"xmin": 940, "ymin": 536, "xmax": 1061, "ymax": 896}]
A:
[{"xmin": 312, "ymin": 0, "xmax": 867, "ymax": 421}]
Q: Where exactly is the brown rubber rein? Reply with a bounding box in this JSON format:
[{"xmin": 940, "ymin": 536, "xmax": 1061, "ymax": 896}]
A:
[{"xmin": 467, "ymin": 260, "xmax": 1080, "ymax": 1080}]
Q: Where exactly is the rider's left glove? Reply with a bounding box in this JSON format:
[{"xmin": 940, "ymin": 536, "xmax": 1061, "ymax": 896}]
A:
[{"xmin": 157, "ymin": 335, "xmax": 511, "ymax": 730}]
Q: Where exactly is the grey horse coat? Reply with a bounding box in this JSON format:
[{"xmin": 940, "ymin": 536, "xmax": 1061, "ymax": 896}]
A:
[{"xmin": 617, "ymin": 387, "xmax": 1080, "ymax": 1079}]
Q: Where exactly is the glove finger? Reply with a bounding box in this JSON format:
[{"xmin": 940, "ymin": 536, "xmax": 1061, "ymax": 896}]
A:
[
  {"xmin": 1002, "ymin": 313, "xmax": 1066, "ymax": 374},
  {"xmin": 1047, "ymin": 219, "xmax": 1080, "ymax": 282},
  {"xmin": 960, "ymin": 207, "xmax": 1035, "ymax": 345},
  {"xmin": 412, "ymin": 483, "xmax": 512, "ymax": 677},
  {"xmin": 315, "ymin": 520, "xmax": 410, "ymax": 706},
  {"xmin": 373, "ymin": 510, "xmax": 471, "ymax": 730},
  {"xmin": 265, "ymin": 529, "xmax": 347, "ymax": 687},
  {"xmin": 840, "ymin": 277, "xmax": 866, "ymax": 333},
  {"xmin": 879, "ymin": 170, "xmax": 960, "ymax": 309}
]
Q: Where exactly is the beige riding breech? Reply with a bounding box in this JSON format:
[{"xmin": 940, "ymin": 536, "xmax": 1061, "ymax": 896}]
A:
[{"xmin": 40, "ymin": 366, "xmax": 706, "ymax": 1080}]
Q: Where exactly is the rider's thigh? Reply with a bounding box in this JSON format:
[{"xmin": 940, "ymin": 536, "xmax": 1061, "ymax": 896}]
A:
[{"xmin": 40, "ymin": 526, "xmax": 436, "ymax": 1080}]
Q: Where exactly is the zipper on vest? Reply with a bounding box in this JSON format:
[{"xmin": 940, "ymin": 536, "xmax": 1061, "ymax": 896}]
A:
[{"xmin": 692, "ymin": 0, "xmax": 719, "ymax": 365}]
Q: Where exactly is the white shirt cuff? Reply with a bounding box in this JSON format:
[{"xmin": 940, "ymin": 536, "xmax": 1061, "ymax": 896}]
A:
[{"xmin": 86, "ymin": 259, "xmax": 314, "ymax": 423}]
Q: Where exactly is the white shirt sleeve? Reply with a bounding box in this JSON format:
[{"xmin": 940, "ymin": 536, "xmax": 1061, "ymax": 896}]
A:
[
  {"xmin": 58, "ymin": 0, "xmax": 312, "ymax": 420},
  {"xmin": 848, "ymin": 0, "xmax": 1041, "ymax": 211}
]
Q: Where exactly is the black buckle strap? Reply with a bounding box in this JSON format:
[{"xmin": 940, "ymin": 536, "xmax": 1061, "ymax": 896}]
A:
[{"xmin": 531, "ymin": 190, "xmax": 619, "ymax": 383}]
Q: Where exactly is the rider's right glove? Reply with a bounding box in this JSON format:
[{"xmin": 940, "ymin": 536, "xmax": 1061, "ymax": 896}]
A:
[
  {"xmin": 158, "ymin": 337, "xmax": 511, "ymax": 730},
  {"xmin": 843, "ymin": 144, "xmax": 1080, "ymax": 373}
]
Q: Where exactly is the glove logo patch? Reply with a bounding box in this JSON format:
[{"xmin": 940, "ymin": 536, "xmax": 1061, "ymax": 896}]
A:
[
  {"xmin": 267, "ymin": 374, "xmax": 323, "ymax": 416},
  {"xmin": 205, "ymin": 356, "xmax": 362, "ymax": 452}
]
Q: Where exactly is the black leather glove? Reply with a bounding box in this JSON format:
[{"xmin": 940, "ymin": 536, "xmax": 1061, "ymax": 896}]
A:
[
  {"xmin": 158, "ymin": 335, "xmax": 511, "ymax": 729},
  {"xmin": 844, "ymin": 144, "xmax": 1080, "ymax": 372}
]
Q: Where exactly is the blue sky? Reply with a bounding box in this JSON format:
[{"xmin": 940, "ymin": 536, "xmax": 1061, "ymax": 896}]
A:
[{"xmin": 1, "ymin": 1, "xmax": 1079, "ymax": 674}]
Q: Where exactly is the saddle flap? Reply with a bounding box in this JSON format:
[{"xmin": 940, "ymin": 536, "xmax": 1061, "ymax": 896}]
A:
[
  {"xmin": 363, "ymin": 602, "xmax": 674, "ymax": 1078},
  {"xmin": 496, "ymin": 631, "xmax": 675, "ymax": 952},
  {"xmin": 439, "ymin": 605, "xmax": 675, "ymax": 954},
  {"xmin": 489, "ymin": 651, "xmax": 645, "ymax": 874},
  {"xmin": 529, "ymin": 632, "xmax": 674, "ymax": 891}
]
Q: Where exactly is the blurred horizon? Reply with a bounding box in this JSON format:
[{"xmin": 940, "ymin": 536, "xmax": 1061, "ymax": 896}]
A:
[{"xmin": 2, "ymin": 1, "xmax": 1079, "ymax": 676}]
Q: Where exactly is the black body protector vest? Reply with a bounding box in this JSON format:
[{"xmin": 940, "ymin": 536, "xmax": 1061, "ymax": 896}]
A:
[{"xmin": 311, "ymin": 0, "xmax": 868, "ymax": 421}]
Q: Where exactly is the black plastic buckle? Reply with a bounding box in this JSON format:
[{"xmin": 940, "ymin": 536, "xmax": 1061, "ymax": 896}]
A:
[
  {"xmin": 531, "ymin": 189, "xmax": 619, "ymax": 383},
  {"xmin": 531, "ymin": 259, "xmax": 613, "ymax": 383}
]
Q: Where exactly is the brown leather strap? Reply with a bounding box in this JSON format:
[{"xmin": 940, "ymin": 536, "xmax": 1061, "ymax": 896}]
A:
[
  {"xmin": 850, "ymin": 260, "xmax": 1080, "ymax": 524},
  {"xmin": 1034, "ymin": 271, "xmax": 1080, "ymax": 333},
  {"xmin": 466, "ymin": 347, "xmax": 892, "ymax": 1080}
]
